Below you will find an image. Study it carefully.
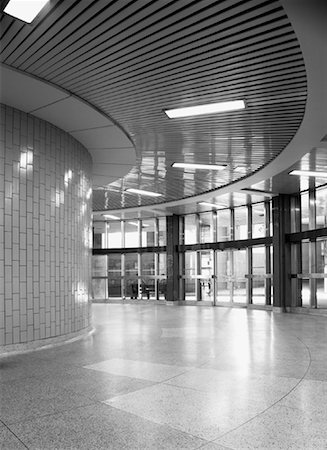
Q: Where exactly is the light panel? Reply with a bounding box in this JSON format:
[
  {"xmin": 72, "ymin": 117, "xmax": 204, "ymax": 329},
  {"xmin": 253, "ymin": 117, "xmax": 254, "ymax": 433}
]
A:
[
  {"xmin": 164, "ymin": 100, "xmax": 245, "ymax": 118},
  {"xmin": 4, "ymin": 0, "xmax": 49, "ymax": 23},
  {"xmin": 102, "ymin": 214, "xmax": 120, "ymax": 220},
  {"xmin": 198, "ymin": 201, "xmax": 226, "ymax": 209},
  {"xmin": 289, "ymin": 170, "xmax": 327, "ymax": 178},
  {"xmin": 126, "ymin": 188, "xmax": 162, "ymax": 197},
  {"xmin": 172, "ymin": 162, "xmax": 226, "ymax": 171}
]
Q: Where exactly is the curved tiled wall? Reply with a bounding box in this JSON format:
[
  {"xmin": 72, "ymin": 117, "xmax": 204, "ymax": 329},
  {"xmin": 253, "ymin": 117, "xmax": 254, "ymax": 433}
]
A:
[{"xmin": 0, "ymin": 104, "xmax": 93, "ymax": 351}]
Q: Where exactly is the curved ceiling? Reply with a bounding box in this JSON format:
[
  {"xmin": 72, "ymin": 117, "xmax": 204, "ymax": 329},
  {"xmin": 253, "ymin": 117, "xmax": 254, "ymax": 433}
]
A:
[{"xmin": 0, "ymin": 0, "xmax": 326, "ymax": 215}]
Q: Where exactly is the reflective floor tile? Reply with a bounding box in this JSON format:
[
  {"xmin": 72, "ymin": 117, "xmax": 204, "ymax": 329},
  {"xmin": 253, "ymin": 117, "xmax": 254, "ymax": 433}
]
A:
[
  {"xmin": 215, "ymin": 404, "xmax": 327, "ymax": 449},
  {"xmin": 84, "ymin": 358, "xmax": 191, "ymax": 382},
  {"xmin": 0, "ymin": 376, "xmax": 95, "ymax": 424},
  {"xmin": 0, "ymin": 424, "xmax": 27, "ymax": 449},
  {"xmin": 165, "ymin": 368, "xmax": 298, "ymax": 408},
  {"xmin": 105, "ymin": 383, "xmax": 265, "ymax": 441},
  {"xmin": 9, "ymin": 402, "xmax": 207, "ymax": 450},
  {"xmin": 280, "ymin": 379, "xmax": 327, "ymax": 415}
]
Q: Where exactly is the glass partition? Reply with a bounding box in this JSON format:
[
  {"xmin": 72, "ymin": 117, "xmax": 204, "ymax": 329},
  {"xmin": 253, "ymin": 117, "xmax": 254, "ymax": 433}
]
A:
[
  {"xmin": 125, "ymin": 221, "xmax": 139, "ymax": 248},
  {"xmin": 184, "ymin": 214, "xmax": 197, "ymax": 244},
  {"xmin": 316, "ymin": 186, "xmax": 327, "ymax": 229},
  {"xmin": 141, "ymin": 219, "xmax": 156, "ymax": 247},
  {"xmin": 92, "ymin": 255, "xmax": 107, "ymax": 299},
  {"xmin": 108, "ymin": 254, "xmax": 122, "ymax": 298},
  {"xmin": 108, "ymin": 221, "xmax": 122, "ymax": 248},
  {"xmin": 234, "ymin": 207, "xmax": 248, "ymax": 240},
  {"xmin": 217, "ymin": 209, "xmax": 231, "ymax": 241},
  {"xmin": 316, "ymin": 238, "xmax": 327, "ymax": 308},
  {"xmin": 199, "ymin": 212, "xmax": 214, "ymax": 243},
  {"xmin": 252, "ymin": 203, "xmax": 265, "ymax": 238}
]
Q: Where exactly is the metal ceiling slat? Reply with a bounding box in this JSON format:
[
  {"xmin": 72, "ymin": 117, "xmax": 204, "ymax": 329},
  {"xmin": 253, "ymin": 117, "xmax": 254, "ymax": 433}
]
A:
[
  {"xmin": 85, "ymin": 58, "xmax": 306, "ymax": 104},
  {"xmin": 1, "ymin": 0, "xmax": 67, "ymax": 64},
  {"xmin": 57, "ymin": 19, "xmax": 292, "ymax": 89},
  {"xmin": 70, "ymin": 38, "xmax": 300, "ymax": 99},
  {"xmin": 44, "ymin": 1, "xmax": 284, "ymax": 84},
  {"xmin": 30, "ymin": 0, "xmax": 178, "ymax": 77},
  {"xmin": 83, "ymin": 52, "xmax": 305, "ymax": 102},
  {"xmin": 95, "ymin": 71, "xmax": 306, "ymax": 112},
  {"xmin": 19, "ymin": 0, "xmax": 155, "ymax": 72}
]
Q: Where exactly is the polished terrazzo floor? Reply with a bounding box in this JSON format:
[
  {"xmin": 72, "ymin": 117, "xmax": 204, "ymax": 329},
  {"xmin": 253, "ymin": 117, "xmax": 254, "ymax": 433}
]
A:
[{"xmin": 1, "ymin": 304, "xmax": 327, "ymax": 449}]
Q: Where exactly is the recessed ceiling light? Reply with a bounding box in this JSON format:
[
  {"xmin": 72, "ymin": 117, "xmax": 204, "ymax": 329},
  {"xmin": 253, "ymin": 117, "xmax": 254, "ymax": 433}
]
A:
[
  {"xmin": 289, "ymin": 170, "xmax": 327, "ymax": 178},
  {"xmin": 4, "ymin": 0, "xmax": 49, "ymax": 23},
  {"xmin": 102, "ymin": 214, "xmax": 120, "ymax": 220},
  {"xmin": 198, "ymin": 202, "xmax": 226, "ymax": 209},
  {"xmin": 172, "ymin": 162, "xmax": 226, "ymax": 171},
  {"xmin": 164, "ymin": 100, "xmax": 245, "ymax": 118},
  {"xmin": 126, "ymin": 188, "xmax": 162, "ymax": 197},
  {"xmin": 234, "ymin": 166, "xmax": 248, "ymax": 174}
]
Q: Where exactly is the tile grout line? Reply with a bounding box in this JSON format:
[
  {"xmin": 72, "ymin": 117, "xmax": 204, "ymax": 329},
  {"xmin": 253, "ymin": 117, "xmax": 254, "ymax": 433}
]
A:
[
  {"xmin": 203, "ymin": 335, "xmax": 313, "ymax": 446},
  {"xmin": 0, "ymin": 418, "xmax": 30, "ymax": 449}
]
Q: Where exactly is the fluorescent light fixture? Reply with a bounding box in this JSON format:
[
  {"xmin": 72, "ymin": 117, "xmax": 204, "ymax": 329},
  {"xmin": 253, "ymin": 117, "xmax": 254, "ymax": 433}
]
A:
[
  {"xmin": 126, "ymin": 188, "xmax": 162, "ymax": 197},
  {"xmin": 198, "ymin": 202, "xmax": 226, "ymax": 209},
  {"xmin": 172, "ymin": 162, "xmax": 226, "ymax": 171},
  {"xmin": 102, "ymin": 214, "xmax": 120, "ymax": 220},
  {"xmin": 234, "ymin": 166, "xmax": 248, "ymax": 174},
  {"xmin": 240, "ymin": 189, "xmax": 275, "ymax": 198},
  {"xmin": 128, "ymin": 222, "xmax": 139, "ymax": 227},
  {"xmin": 164, "ymin": 100, "xmax": 245, "ymax": 118},
  {"xmin": 4, "ymin": 0, "xmax": 49, "ymax": 23},
  {"xmin": 289, "ymin": 170, "xmax": 327, "ymax": 178}
]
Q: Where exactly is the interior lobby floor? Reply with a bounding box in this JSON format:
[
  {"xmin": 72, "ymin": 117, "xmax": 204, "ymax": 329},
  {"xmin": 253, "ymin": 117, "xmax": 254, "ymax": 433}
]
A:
[{"xmin": 1, "ymin": 304, "xmax": 327, "ymax": 450}]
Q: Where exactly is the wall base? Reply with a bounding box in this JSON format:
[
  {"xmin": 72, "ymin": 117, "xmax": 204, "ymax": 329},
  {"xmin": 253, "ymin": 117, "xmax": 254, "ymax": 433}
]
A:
[{"xmin": 0, "ymin": 325, "xmax": 94, "ymax": 358}]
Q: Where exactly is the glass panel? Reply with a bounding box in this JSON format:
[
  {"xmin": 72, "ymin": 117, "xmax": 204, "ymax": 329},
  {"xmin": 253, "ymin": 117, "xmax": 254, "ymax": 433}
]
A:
[
  {"xmin": 108, "ymin": 221, "xmax": 122, "ymax": 248},
  {"xmin": 217, "ymin": 209, "xmax": 231, "ymax": 241},
  {"xmin": 184, "ymin": 214, "xmax": 197, "ymax": 244},
  {"xmin": 158, "ymin": 217, "xmax": 166, "ymax": 246},
  {"xmin": 125, "ymin": 221, "xmax": 139, "ymax": 248},
  {"xmin": 301, "ymin": 192, "xmax": 309, "ymax": 231},
  {"xmin": 92, "ymin": 278, "xmax": 107, "ymax": 299},
  {"xmin": 92, "ymin": 255, "xmax": 107, "ymax": 276},
  {"xmin": 141, "ymin": 219, "xmax": 156, "ymax": 247},
  {"xmin": 184, "ymin": 251, "xmax": 196, "ymax": 300},
  {"xmin": 199, "ymin": 212, "xmax": 213, "ymax": 243},
  {"xmin": 125, "ymin": 253, "xmax": 139, "ymax": 299},
  {"xmin": 199, "ymin": 250, "xmax": 213, "ymax": 301},
  {"xmin": 234, "ymin": 207, "xmax": 248, "ymax": 240},
  {"xmin": 316, "ymin": 186, "xmax": 327, "ymax": 229},
  {"xmin": 252, "ymin": 246, "xmax": 266, "ymax": 305},
  {"xmin": 93, "ymin": 222, "xmax": 106, "ymax": 249},
  {"xmin": 216, "ymin": 250, "xmax": 232, "ymax": 302},
  {"xmin": 233, "ymin": 249, "xmax": 247, "ymax": 303},
  {"xmin": 108, "ymin": 254, "xmax": 122, "ymax": 298},
  {"xmin": 252, "ymin": 203, "xmax": 265, "ymax": 238},
  {"xmin": 141, "ymin": 253, "xmax": 156, "ymax": 299},
  {"xmin": 316, "ymin": 238, "xmax": 327, "ymax": 308},
  {"xmin": 301, "ymin": 240, "xmax": 310, "ymax": 306},
  {"xmin": 158, "ymin": 253, "xmax": 167, "ymax": 299}
]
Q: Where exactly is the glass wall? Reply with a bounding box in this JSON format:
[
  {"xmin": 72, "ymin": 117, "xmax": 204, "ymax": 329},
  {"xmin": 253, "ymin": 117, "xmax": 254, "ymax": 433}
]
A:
[{"xmin": 92, "ymin": 188, "xmax": 327, "ymax": 309}]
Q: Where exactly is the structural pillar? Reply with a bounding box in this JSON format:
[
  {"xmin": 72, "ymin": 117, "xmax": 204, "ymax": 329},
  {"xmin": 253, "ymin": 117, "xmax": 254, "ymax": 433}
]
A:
[
  {"xmin": 166, "ymin": 215, "xmax": 180, "ymax": 301},
  {"xmin": 272, "ymin": 194, "xmax": 292, "ymax": 311}
]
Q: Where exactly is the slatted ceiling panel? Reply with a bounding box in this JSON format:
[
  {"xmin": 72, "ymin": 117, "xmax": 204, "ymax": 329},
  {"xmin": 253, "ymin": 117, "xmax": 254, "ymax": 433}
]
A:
[
  {"xmin": 51, "ymin": 2, "xmax": 285, "ymax": 86},
  {"xmin": 22, "ymin": 0, "xmax": 168, "ymax": 75},
  {"xmin": 0, "ymin": 0, "xmax": 307, "ymax": 210}
]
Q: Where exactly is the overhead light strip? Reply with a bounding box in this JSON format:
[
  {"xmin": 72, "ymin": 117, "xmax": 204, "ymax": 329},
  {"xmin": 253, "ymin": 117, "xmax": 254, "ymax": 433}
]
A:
[
  {"xmin": 164, "ymin": 100, "xmax": 245, "ymax": 118},
  {"xmin": 172, "ymin": 162, "xmax": 226, "ymax": 171},
  {"xmin": 4, "ymin": 0, "xmax": 49, "ymax": 23},
  {"xmin": 289, "ymin": 170, "xmax": 327, "ymax": 178},
  {"xmin": 198, "ymin": 202, "xmax": 226, "ymax": 209},
  {"xmin": 102, "ymin": 214, "xmax": 120, "ymax": 220},
  {"xmin": 126, "ymin": 188, "xmax": 162, "ymax": 197}
]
